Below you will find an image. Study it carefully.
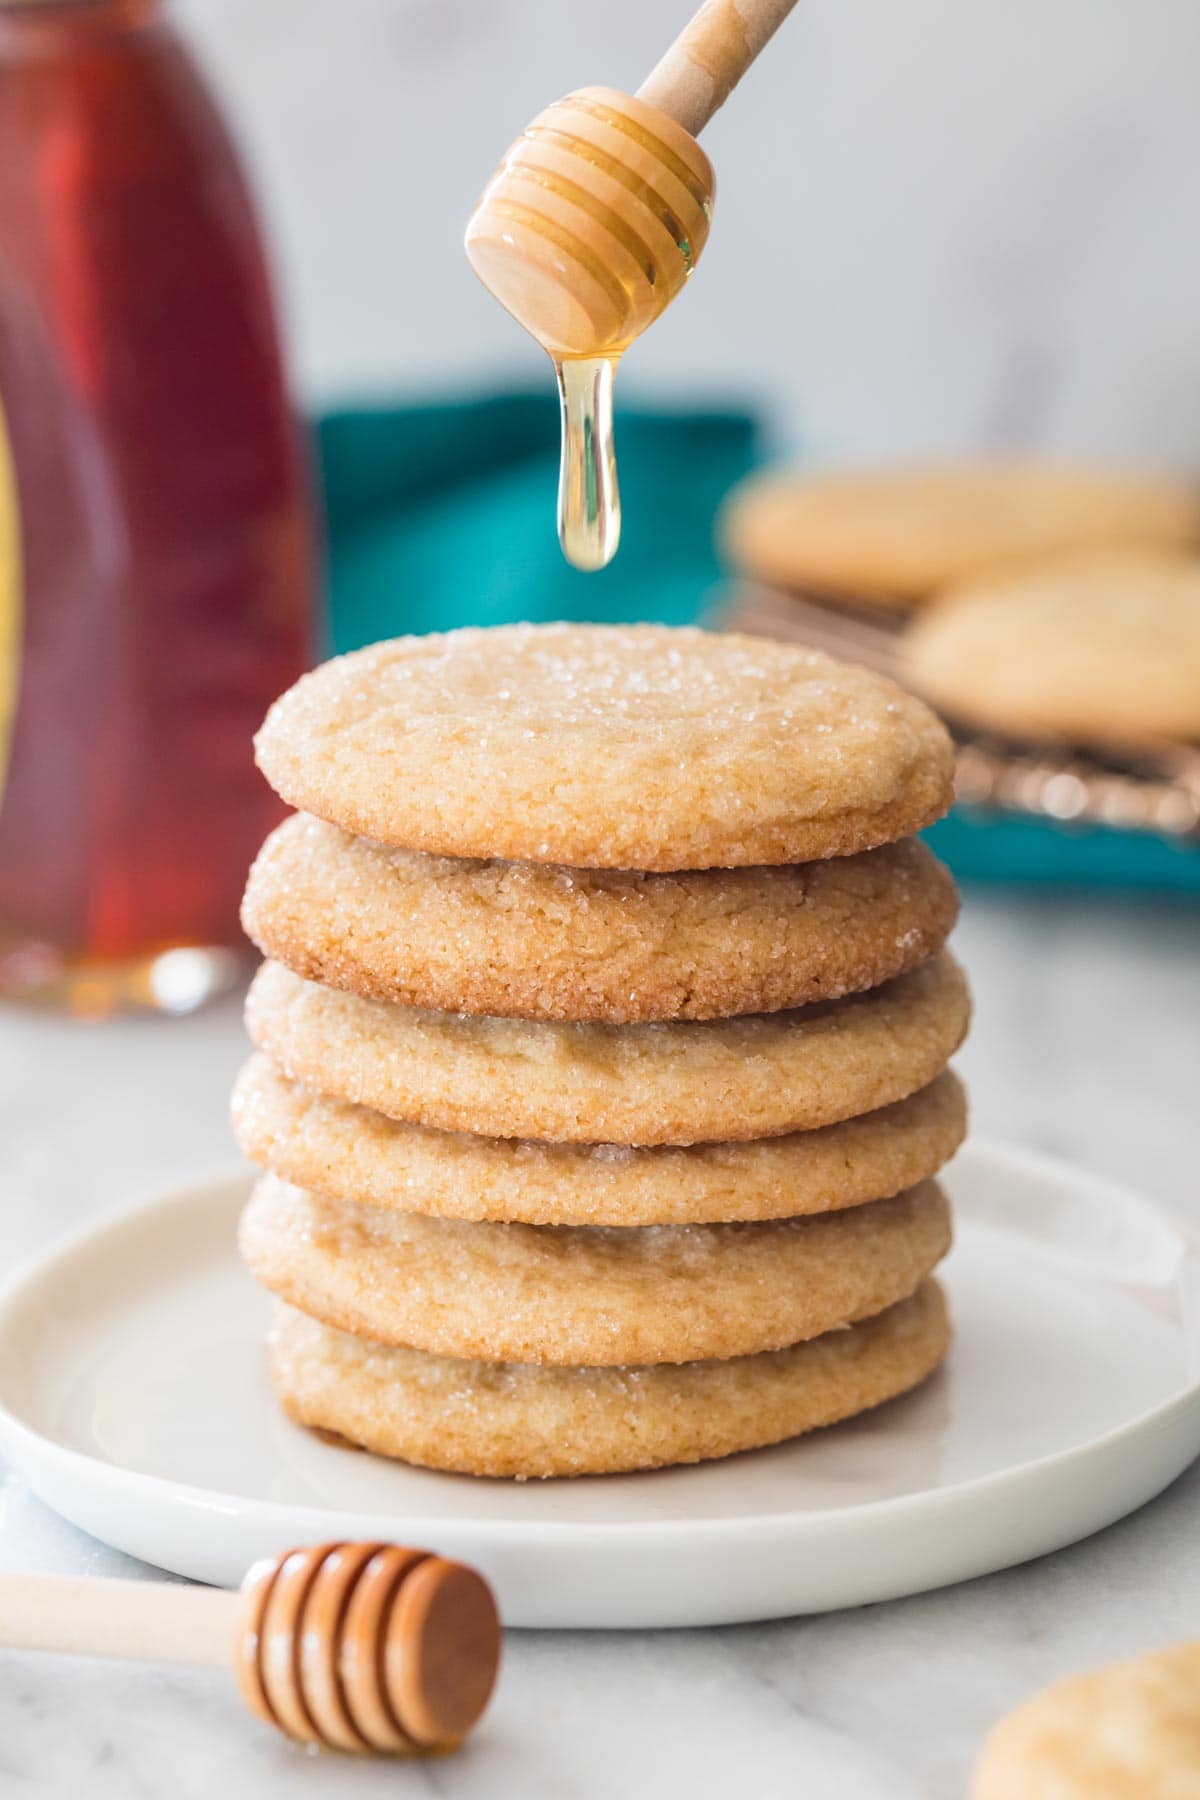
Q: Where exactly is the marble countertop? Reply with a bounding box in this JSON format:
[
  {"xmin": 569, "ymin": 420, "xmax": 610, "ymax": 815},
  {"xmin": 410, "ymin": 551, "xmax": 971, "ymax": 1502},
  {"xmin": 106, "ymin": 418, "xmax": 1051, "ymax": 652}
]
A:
[{"xmin": 1, "ymin": 887, "xmax": 1198, "ymax": 1798}]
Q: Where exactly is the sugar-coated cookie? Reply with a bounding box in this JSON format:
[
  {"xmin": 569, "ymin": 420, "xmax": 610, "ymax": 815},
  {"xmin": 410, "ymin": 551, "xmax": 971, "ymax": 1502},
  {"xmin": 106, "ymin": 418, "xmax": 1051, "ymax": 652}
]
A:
[
  {"xmin": 907, "ymin": 553, "xmax": 1200, "ymax": 743},
  {"xmin": 239, "ymin": 1175, "xmax": 951, "ymax": 1367},
  {"xmin": 243, "ymin": 816, "xmax": 959, "ymax": 1022},
  {"xmin": 720, "ymin": 462, "xmax": 1200, "ymax": 608},
  {"xmin": 253, "ymin": 624, "xmax": 954, "ymax": 869},
  {"xmin": 245, "ymin": 951, "xmax": 969, "ymax": 1147},
  {"xmin": 233, "ymin": 1056, "xmax": 966, "ymax": 1226},
  {"xmin": 972, "ymin": 1641, "xmax": 1200, "ymax": 1799},
  {"xmin": 268, "ymin": 1280, "xmax": 950, "ymax": 1477}
]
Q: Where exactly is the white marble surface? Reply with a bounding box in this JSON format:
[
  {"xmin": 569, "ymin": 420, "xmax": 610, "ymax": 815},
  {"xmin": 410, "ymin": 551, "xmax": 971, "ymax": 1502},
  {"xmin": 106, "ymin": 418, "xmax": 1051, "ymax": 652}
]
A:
[
  {"xmin": 0, "ymin": 889, "xmax": 1198, "ymax": 1796},
  {"xmin": 173, "ymin": 0, "xmax": 1200, "ymax": 466}
]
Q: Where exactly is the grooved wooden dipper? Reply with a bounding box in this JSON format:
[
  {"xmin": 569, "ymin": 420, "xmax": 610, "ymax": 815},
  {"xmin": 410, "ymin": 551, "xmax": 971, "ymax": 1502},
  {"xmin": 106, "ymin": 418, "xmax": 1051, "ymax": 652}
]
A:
[
  {"xmin": 0, "ymin": 1542, "xmax": 501, "ymax": 1756},
  {"xmin": 465, "ymin": 0, "xmax": 800, "ymax": 357}
]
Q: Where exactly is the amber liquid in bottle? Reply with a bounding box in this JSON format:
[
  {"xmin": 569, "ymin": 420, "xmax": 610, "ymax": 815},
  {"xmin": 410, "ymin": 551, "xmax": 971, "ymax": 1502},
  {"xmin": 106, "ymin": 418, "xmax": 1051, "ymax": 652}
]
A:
[{"xmin": 0, "ymin": 0, "xmax": 314, "ymax": 1013}]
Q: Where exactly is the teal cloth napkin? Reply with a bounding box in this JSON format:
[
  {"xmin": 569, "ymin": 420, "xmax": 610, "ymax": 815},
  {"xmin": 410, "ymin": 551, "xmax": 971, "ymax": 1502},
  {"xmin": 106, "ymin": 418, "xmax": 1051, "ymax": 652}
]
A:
[
  {"xmin": 316, "ymin": 396, "xmax": 1200, "ymax": 894},
  {"xmin": 318, "ymin": 392, "xmax": 757, "ymax": 650},
  {"xmin": 922, "ymin": 809, "xmax": 1200, "ymax": 893}
]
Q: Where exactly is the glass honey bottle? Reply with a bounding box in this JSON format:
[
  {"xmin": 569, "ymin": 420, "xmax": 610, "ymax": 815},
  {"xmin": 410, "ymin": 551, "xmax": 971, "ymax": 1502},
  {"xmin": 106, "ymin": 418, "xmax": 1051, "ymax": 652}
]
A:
[{"xmin": 0, "ymin": 0, "xmax": 315, "ymax": 1014}]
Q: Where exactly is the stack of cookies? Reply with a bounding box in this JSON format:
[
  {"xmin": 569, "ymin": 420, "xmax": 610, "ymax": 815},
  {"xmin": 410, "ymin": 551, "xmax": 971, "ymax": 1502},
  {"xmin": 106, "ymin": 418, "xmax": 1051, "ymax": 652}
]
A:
[{"xmin": 233, "ymin": 623, "xmax": 970, "ymax": 1479}]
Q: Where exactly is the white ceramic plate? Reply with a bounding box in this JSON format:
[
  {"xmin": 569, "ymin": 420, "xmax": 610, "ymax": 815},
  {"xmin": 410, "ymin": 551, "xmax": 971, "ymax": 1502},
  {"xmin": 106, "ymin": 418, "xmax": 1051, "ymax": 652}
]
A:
[{"xmin": 0, "ymin": 1139, "xmax": 1198, "ymax": 1629}]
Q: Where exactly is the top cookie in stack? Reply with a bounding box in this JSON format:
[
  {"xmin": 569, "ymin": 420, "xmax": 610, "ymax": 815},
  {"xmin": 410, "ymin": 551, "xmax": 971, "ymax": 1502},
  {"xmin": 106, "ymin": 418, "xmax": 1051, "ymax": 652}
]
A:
[
  {"xmin": 250, "ymin": 622, "xmax": 954, "ymax": 867},
  {"xmin": 235, "ymin": 623, "xmax": 969, "ymax": 1478}
]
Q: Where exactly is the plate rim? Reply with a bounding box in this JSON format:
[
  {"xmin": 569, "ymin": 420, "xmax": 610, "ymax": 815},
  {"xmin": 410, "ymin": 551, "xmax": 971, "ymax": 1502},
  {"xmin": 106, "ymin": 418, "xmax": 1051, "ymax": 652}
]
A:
[{"xmin": 0, "ymin": 1135, "xmax": 1198, "ymax": 1551}]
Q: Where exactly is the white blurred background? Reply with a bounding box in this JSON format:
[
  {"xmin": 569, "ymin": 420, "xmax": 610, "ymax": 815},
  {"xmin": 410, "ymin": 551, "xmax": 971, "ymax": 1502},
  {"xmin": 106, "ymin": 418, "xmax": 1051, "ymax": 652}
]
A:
[{"xmin": 175, "ymin": 0, "xmax": 1200, "ymax": 463}]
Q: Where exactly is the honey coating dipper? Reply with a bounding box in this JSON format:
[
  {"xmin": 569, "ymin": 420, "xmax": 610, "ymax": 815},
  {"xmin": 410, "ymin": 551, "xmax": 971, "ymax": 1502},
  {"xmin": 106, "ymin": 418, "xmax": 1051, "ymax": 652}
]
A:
[
  {"xmin": 0, "ymin": 1541, "xmax": 501, "ymax": 1756},
  {"xmin": 465, "ymin": 0, "xmax": 800, "ymax": 569}
]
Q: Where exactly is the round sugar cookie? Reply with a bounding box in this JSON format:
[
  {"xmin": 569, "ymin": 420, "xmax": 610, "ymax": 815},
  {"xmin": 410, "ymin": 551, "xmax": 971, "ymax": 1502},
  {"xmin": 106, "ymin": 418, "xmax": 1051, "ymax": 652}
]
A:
[
  {"xmin": 233, "ymin": 1055, "xmax": 967, "ymax": 1226},
  {"xmin": 252, "ymin": 624, "xmax": 954, "ymax": 870},
  {"xmin": 242, "ymin": 817, "xmax": 959, "ymax": 1023},
  {"xmin": 972, "ymin": 1642, "xmax": 1200, "ymax": 1799},
  {"xmin": 720, "ymin": 462, "xmax": 1200, "ymax": 608},
  {"xmin": 245, "ymin": 951, "xmax": 970, "ymax": 1147},
  {"xmin": 267, "ymin": 1281, "xmax": 951, "ymax": 1478},
  {"xmin": 907, "ymin": 554, "xmax": 1200, "ymax": 743},
  {"xmin": 239, "ymin": 1176, "xmax": 951, "ymax": 1366}
]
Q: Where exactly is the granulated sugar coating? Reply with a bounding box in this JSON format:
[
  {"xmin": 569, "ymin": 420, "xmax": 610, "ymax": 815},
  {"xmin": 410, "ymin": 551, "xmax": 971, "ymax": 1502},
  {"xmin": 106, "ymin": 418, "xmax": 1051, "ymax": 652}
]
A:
[
  {"xmin": 253, "ymin": 624, "xmax": 955, "ymax": 870},
  {"xmin": 243, "ymin": 814, "xmax": 959, "ymax": 1022},
  {"xmin": 233, "ymin": 1055, "xmax": 967, "ymax": 1226},
  {"xmin": 245, "ymin": 951, "xmax": 970, "ymax": 1146},
  {"xmin": 267, "ymin": 1282, "xmax": 951, "ymax": 1477},
  {"xmin": 239, "ymin": 1175, "xmax": 950, "ymax": 1366},
  {"xmin": 237, "ymin": 619, "xmax": 972, "ymax": 1480}
]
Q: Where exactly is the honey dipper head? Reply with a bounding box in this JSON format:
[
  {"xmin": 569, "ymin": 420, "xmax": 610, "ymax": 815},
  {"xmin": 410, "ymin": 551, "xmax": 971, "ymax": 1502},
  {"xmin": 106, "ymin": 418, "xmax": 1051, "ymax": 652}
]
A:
[
  {"xmin": 234, "ymin": 1542, "xmax": 501, "ymax": 1755},
  {"xmin": 465, "ymin": 85, "xmax": 715, "ymax": 358}
]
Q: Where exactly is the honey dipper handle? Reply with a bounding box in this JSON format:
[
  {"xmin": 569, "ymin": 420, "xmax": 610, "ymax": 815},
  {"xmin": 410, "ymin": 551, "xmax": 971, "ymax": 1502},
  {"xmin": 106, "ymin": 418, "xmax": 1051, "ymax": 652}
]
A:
[
  {"xmin": 0, "ymin": 1574, "xmax": 236, "ymax": 1668},
  {"xmin": 637, "ymin": 0, "xmax": 801, "ymax": 135}
]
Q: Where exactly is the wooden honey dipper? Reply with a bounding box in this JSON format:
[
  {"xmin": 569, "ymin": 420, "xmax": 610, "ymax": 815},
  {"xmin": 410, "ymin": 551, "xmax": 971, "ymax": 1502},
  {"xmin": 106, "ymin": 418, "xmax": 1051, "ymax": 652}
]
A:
[
  {"xmin": 0, "ymin": 1541, "xmax": 501, "ymax": 1756},
  {"xmin": 465, "ymin": 0, "xmax": 800, "ymax": 570}
]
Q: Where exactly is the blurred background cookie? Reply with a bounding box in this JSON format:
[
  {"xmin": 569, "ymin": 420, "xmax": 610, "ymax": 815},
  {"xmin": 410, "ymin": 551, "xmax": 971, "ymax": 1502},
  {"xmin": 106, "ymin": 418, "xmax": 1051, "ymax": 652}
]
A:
[
  {"xmin": 906, "ymin": 552, "xmax": 1200, "ymax": 745},
  {"xmin": 972, "ymin": 1641, "xmax": 1200, "ymax": 1798},
  {"xmin": 718, "ymin": 464, "xmax": 1200, "ymax": 870},
  {"xmin": 719, "ymin": 461, "xmax": 1200, "ymax": 611}
]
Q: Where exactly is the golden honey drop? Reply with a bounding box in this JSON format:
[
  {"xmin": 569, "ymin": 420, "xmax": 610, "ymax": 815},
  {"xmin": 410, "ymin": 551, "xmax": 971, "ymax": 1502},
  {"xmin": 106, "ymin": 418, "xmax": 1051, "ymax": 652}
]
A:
[{"xmin": 554, "ymin": 356, "xmax": 620, "ymax": 572}]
